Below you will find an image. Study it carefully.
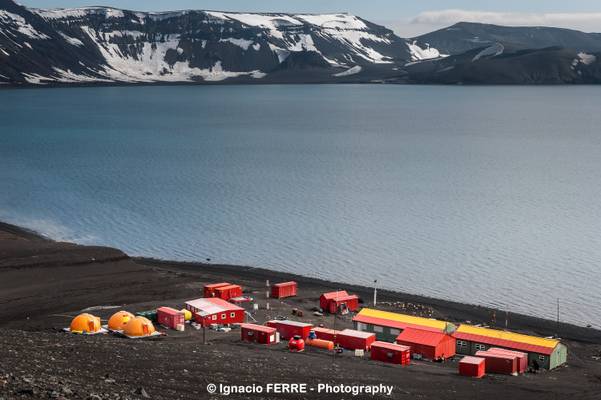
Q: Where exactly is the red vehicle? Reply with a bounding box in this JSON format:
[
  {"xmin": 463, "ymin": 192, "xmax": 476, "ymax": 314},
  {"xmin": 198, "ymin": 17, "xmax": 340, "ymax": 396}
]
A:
[
  {"xmin": 319, "ymin": 291, "xmax": 359, "ymax": 314},
  {"xmin": 475, "ymin": 350, "xmax": 519, "ymax": 375},
  {"xmin": 336, "ymin": 329, "xmax": 376, "ymax": 351},
  {"xmin": 185, "ymin": 298, "xmax": 245, "ymax": 327},
  {"xmin": 487, "ymin": 348, "xmax": 527, "ymax": 373},
  {"xmin": 312, "ymin": 327, "xmax": 340, "ymax": 342},
  {"xmin": 271, "ymin": 281, "xmax": 298, "ymax": 299},
  {"xmin": 203, "ymin": 282, "xmax": 231, "ymax": 298},
  {"xmin": 214, "ymin": 284, "xmax": 243, "ymax": 301},
  {"xmin": 266, "ymin": 320, "xmax": 313, "ymax": 340},
  {"xmin": 370, "ymin": 341, "xmax": 411, "ymax": 365},
  {"xmin": 156, "ymin": 307, "xmax": 185, "ymax": 330},
  {"xmin": 396, "ymin": 328, "xmax": 456, "ymax": 360},
  {"xmin": 240, "ymin": 323, "xmax": 277, "ymax": 345},
  {"xmin": 459, "ymin": 356, "xmax": 486, "ymax": 378}
]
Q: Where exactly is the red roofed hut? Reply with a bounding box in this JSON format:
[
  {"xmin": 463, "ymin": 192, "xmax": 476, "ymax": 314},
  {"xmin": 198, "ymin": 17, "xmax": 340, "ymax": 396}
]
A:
[
  {"xmin": 396, "ymin": 327, "xmax": 456, "ymax": 360},
  {"xmin": 214, "ymin": 284, "xmax": 243, "ymax": 301},
  {"xmin": 271, "ymin": 281, "xmax": 298, "ymax": 299},
  {"xmin": 266, "ymin": 320, "xmax": 313, "ymax": 340},
  {"xmin": 240, "ymin": 323, "xmax": 278, "ymax": 345},
  {"xmin": 185, "ymin": 298, "xmax": 245, "ymax": 327},
  {"xmin": 459, "ymin": 356, "xmax": 486, "ymax": 378},
  {"xmin": 371, "ymin": 341, "xmax": 411, "ymax": 365},
  {"xmin": 156, "ymin": 307, "xmax": 185, "ymax": 330},
  {"xmin": 319, "ymin": 291, "xmax": 359, "ymax": 314},
  {"xmin": 204, "ymin": 282, "xmax": 231, "ymax": 298},
  {"xmin": 336, "ymin": 329, "xmax": 376, "ymax": 351}
]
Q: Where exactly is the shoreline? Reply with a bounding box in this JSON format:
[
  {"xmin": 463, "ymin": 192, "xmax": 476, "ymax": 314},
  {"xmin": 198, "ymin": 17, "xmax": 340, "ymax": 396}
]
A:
[{"xmin": 2, "ymin": 220, "xmax": 599, "ymax": 343}]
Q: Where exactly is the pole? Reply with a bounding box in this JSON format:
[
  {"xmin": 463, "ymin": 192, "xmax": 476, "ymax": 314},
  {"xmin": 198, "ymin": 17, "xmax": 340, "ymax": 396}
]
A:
[
  {"xmin": 556, "ymin": 298, "xmax": 560, "ymax": 337},
  {"xmin": 505, "ymin": 310, "xmax": 509, "ymax": 329},
  {"xmin": 373, "ymin": 280, "xmax": 378, "ymax": 307}
]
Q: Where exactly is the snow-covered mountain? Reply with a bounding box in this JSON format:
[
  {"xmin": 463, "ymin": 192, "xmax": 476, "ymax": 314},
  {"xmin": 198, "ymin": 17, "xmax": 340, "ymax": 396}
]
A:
[{"xmin": 1, "ymin": 0, "xmax": 433, "ymax": 85}]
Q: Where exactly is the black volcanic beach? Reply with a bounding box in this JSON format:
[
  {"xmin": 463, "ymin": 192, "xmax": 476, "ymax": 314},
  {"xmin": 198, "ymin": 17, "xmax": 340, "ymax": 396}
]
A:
[{"xmin": 1, "ymin": 221, "xmax": 601, "ymax": 399}]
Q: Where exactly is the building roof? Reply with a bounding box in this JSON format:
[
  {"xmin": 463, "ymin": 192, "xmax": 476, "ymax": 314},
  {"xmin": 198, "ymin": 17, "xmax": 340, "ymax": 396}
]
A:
[
  {"xmin": 339, "ymin": 329, "xmax": 375, "ymax": 339},
  {"xmin": 459, "ymin": 356, "xmax": 485, "ymax": 365},
  {"xmin": 274, "ymin": 281, "xmax": 297, "ymax": 287},
  {"xmin": 157, "ymin": 307, "xmax": 181, "ymax": 316},
  {"xmin": 321, "ymin": 290, "xmax": 349, "ymax": 300},
  {"xmin": 313, "ymin": 327, "xmax": 339, "ymax": 335},
  {"xmin": 332, "ymin": 294, "xmax": 359, "ymax": 303},
  {"xmin": 185, "ymin": 297, "xmax": 244, "ymax": 317},
  {"xmin": 215, "ymin": 284, "xmax": 241, "ymax": 291},
  {"xmin": 268, "ymin": 320, "xmax": 312, "ymax": 328},
  {"xmin": 487, "ymin": 347, "xmax": 527, "ymax": 358},
  {"xmin": 241, "ymin": 323, "xmax": 276, "ymax": 334},
  {"xmin": 475, "ymin": 350, "xmax": 518, "ymax": 361},
  {"xmin": 204, "ymin": 282, "xmax": 231, "ymax": 289},
  {"xmin": 371, "ymin": 341, "xmax": 411, "ymax": 352},
  {"xmin": 454, "ymin": 325, "xmax": 560, "ymax": 356},
  {"xmin": 353, "ymin": 308, "xmax": 453, "ymax": 333},
  {"xmin": 396, "ymin": 327, "xmax": 452, "ymax": 347}
]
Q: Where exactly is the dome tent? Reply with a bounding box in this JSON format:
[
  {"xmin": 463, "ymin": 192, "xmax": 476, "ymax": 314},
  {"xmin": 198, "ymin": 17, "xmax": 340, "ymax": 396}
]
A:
[
  {"xmin": 108, "ymin": 311, "xmax": 134, "ymax": 331},
  {"xmin": 70, "ymin": 313, "xmax": 102, "ymax": 334},
  {"xmin": 124, "ymin": 316, "xmax": 156, "ymax": 338}
]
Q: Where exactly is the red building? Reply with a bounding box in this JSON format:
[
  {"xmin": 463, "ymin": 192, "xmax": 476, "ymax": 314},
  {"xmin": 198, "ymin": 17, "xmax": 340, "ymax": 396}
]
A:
[
  {"xmin": 487, "ymin": 348, "xmax": 527, "ymax": 373},
  {"xmin": 240, "ymin": 323, "xmax": 278, "ymax": 345},
  {"xmin": 271, "ymin": 281, "xmax": 298, "ymax": 299},
  {"xmin": 203, "ymin": 282, "xmax": 231, "ymax": 298},
  {"xmin": 475, "ymin": 350, "xmax": 519, "ymax": 375},
  {"xmin": 312, "ymin": 327, "xmax": 340, "ymax": 342},
  {"xmin": 319, "ymin": 291, "xmax": 360, "ymax": 314},
  {"xmin": 459, "ymin": 356, "xmax": 486, "ymax": 378},
  {"xmin": 185, "ymin": 298, "xmax": 245, "ymax": 327},
  {"xmin": 266, "ymin": 320, "xmax": 313, "ymax": 340},
  {"xmin": 214, "ymin": 284, "xmax": 243, "ymax": 301},
  {"xmin": 396, "ymin": 328, "xmax": 456, "ymax": 360},
  {"xmin": 156, "ymin": 307, "xmax": 185, "ymax": 330},
  {"xmin": 370, "ymin": 341, "xmax": 411, "ymax": 365},
  {"xmin": 336, "ymin": 329, "xmax": 376, "ymax": 351}
]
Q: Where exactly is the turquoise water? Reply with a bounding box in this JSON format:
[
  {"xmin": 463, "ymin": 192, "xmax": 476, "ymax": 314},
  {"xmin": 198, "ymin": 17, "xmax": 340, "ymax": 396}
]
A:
[{"xmin": 1, "ymin": 85, "xmax": 601, "ymax": 327}]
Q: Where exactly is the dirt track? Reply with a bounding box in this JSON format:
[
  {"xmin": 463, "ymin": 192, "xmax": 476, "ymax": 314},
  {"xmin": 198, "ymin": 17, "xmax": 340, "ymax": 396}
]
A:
[{"xmin": 1, "ymin": 222, "xmax": 601, "ymax": 400}]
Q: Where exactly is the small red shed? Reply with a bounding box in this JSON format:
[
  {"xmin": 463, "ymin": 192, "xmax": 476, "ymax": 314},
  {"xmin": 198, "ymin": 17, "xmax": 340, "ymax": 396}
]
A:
[
  {"xmin": 487, "ymin": 348, "xmax": 528, "ymax": 374},
  {"xmin": 459, "ymin": 356, "xmax": 486, "ymax": 378},
  {"xmin": 241, "ymin": 323, "xmax": 278, "ymax": 345},
  {"xmin": 313, "ymin": 327, "xmax": 340, "ymax": 342},
  {"xmin": 320, "ymin": 291, "xmax": 360, "ymax": 314},
  {"xmin": 371, "ymin": 341, "xmax": 411, "ymax": 365},
  {"xmin": 185, "ymin": 298, "xmax": 245, "ymax": 327},
  {"xmin": 271, "ymin": 281, "xmax": 298, "ymax": 299},
  {"xmin": 204, "ymin": 282, "xmax": 231, "ymax": 298},
  {"xmin": 475, "ymin": 350, "xmax": 519, "ymax": 375},
  {"xmin": 157, "ymin": 307, "xmax": 185, "ymax": 330},
  {"xmin": 336, "ymin": 329, "xmax": 376, "ymax": 351},
  {"xmin": 266, "ymin": 320, "xmax": 313, "ymax": 340},
  {"xmin": 396, "ymin": 328, "xmax": 456, "ymax": 360},
  {"xmin": 214, "ymin": 284, "xmax": 243, "ymax": 301}
]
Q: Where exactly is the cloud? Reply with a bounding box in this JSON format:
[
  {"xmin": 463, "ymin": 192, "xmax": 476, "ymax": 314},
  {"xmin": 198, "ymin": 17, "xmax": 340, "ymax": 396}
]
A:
[{"xmin": 411, "ymin": 9, "xmax": 601, "ymax": 33}]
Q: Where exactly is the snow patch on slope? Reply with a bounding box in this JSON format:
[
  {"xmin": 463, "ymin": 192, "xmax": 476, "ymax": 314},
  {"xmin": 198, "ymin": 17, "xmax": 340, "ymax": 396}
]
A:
[
  {"xmin": 0, "ymin": 10, "xmax": 50, "ymax": 40},
  {"xmin": 34, "ymin": 7, "xmax": 125, "ymax": 21},
  {"xmin": 219, "ymin": 38, "xmax": 255, "ymax": 50},
  {"xmin": 408, "ymin": 41, "xmax": 443, "ymax": 61},
  {"xmin": 333, "ymin": 65, "xmax": 362, "ymax": 77},
  {"xmin": 59, "ymin": 32, "xmax": 84, "ymax": 46},
  {"xmin": 472, "ymin": 43, "xmax": 504, "ymax": 62},
  {"xmin": 577, "ymin": 52, "xmax": 596, "ymax": 65}
]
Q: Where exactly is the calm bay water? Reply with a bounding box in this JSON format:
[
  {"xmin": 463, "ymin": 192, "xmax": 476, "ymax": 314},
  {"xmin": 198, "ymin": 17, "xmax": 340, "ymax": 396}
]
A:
[{"xmin": 1, "ymin": 85, "xmax": 600, "ymax": 328}]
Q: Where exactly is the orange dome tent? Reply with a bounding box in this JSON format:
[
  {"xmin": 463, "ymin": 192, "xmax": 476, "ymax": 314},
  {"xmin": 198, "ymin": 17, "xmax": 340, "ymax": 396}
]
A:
[
  {"xmin": 70, "ymin": 313, "xmax": 102, "ymax": 334},
  {"xmin": 108, "ymin": 311, "xmax": 134, "ymax": 331},
  {"xmin": 124, "ymin": 316, "xmax": 156, "ymax": 337}
]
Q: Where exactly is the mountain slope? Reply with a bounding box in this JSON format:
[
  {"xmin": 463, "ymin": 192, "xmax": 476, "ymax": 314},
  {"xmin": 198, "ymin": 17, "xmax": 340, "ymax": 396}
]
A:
[{"xmin": 0, "ymin": 0, "xmax": 413, "ymax": 85}]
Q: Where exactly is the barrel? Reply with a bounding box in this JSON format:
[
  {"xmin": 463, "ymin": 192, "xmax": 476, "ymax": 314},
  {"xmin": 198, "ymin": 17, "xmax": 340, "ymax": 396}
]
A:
[{"xmin": 305, "ymin": 338, "xmax": 335, "ymax": 351}]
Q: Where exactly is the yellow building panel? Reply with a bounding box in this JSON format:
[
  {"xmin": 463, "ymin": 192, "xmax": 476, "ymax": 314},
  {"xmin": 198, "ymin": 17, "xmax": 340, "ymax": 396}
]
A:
[
  {"xmin": 358, "ymin": 308, "xmax": 450, "ymax": 330},
  {"xmin": 456, "ymin": 324, "xmax": 559, "ymax": 348}
]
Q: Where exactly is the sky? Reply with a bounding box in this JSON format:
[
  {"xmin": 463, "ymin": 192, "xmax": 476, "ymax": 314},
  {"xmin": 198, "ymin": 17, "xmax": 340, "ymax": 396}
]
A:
[{"xmin": 18, "ymin": 1, "xmax": 601, "ymax": 37}]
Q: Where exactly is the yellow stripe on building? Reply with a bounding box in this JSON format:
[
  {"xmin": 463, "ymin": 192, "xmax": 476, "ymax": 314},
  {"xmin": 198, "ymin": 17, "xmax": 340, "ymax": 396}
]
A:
[
  {"xmin": 456, "ymin": 324, "xmax": 559, "ymax": 348},
  {"xmin": 357, "ymin": 308, "xmax": 450, "ymax": 330}
]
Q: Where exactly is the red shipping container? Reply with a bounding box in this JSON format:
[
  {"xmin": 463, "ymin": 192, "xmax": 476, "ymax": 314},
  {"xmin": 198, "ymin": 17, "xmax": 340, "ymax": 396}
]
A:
[
  {"xmin": 204, "ymin": 282, "xmax": 231, "ymax": 298},
  {"xmin": 241, "ymin": 323, "xmax": 277, "ymax": 345},
  {"xmin": 487, "ymin": 348, "xmax": 528, "ymax": 374},
  {"xmin": 271, "ymin": 281, "xmax": 298, "ymax": 299},
  {"xmin": 396, "ymin": 328, "xmax": 456, "ymax": 360},
  {"xmin": 336, "ymin": 329, "xmax": 376, "ymax": 351},
  {"xmin": 157, "ymin": 307, "xmax": 185, "ymax": 330},
  {"xmin": 475, "ymin": 351, "xmax": 519, "ymax": 375},
  {"xmin": 459, "ymin": 356, "xmax": 486, "ymax": 378},
  {"xmin": 185, "ymin": 298, "xmax": 245, "ymax": 327},
  {"xmin": 313, "ymin": 327, "xmax": 340, "ymax": 342},
  {"xmin": 371, "ymin": 341, "xmax": 411, "ymax": 365},
  {"xmin": 266, "ymin": 320, "xmax": 313, "ymax": 340},
  {"xmin": 214, "ymin": 284, "xmax": 243, "ymax": 301}
]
